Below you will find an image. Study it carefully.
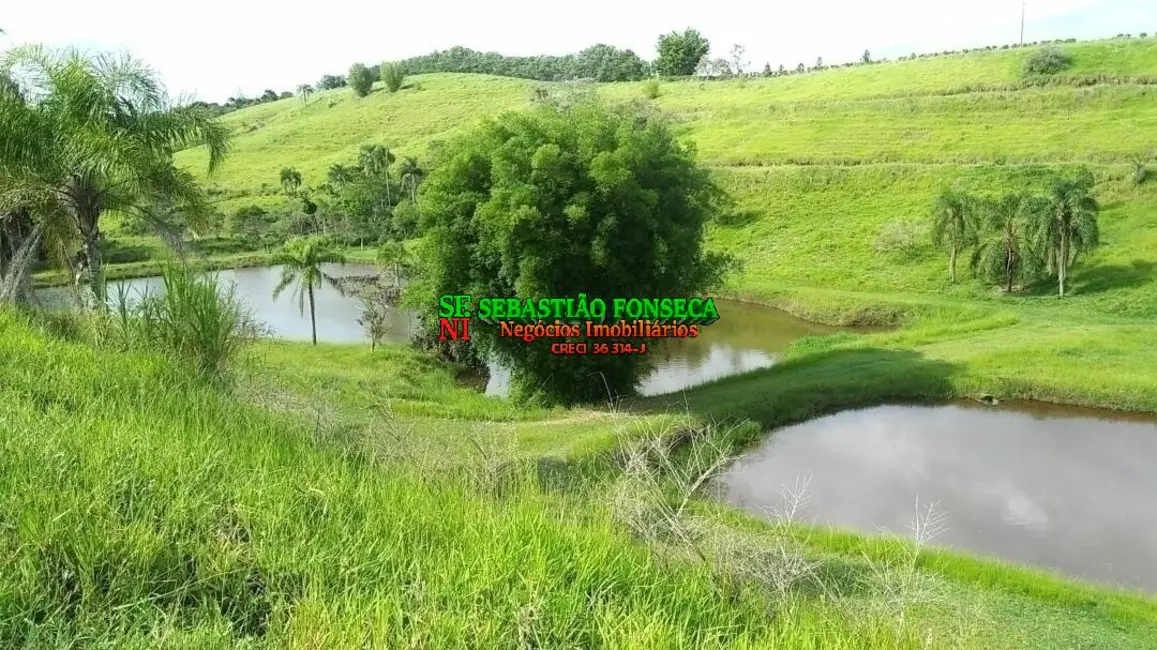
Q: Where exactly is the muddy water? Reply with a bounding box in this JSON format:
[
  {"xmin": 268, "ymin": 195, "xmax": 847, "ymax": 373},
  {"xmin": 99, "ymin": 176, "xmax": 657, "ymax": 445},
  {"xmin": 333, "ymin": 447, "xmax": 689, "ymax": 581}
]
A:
[
  {"xmin": 484, "ymin": 299, "xmax": 847, "ymax": 397},
  {"xmin": 37, "ymin": 269, "xmax": 846, "ymax": 396},
  {"xmin": 720, "ymin": 403, "xmax": 1157, "ymax": 593}
]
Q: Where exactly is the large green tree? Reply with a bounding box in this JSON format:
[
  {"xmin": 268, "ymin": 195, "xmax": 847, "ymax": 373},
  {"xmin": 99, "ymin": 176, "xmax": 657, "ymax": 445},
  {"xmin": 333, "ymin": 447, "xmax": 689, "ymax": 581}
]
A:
[
  {"xmin": 273, "ymin": 236, "xmax": 346, "ymax": 345},
  {"xmin": 417, "ymin": 101, "xmax": 728, "ymax": 404},
  {"xmin": 0, "ymin": 45, "xmax": 230, "ymax": 304},
  {"xmin": 930, "ymin": 189, "xmax": 979, "ymax": 283},
  {"xmin": 1034, "ymin": 169, "xmax": 1101, "ymax": 296},
  {"xmin": 655, "ymin": 29, "xmax": 711, "ymax": 77}
]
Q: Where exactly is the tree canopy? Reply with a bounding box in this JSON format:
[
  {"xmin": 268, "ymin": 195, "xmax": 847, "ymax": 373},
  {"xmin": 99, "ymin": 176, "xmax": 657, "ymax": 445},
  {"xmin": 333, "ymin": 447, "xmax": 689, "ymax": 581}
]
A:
[
  {"xmin": 416, "ymin": 100, "xmax": 728, "ymax": 404},
  {"xmin": 0, "ymin": 45, "xmax": 230, "ymax": 303},
  {"xmin": 398, "ymin": 44, "xmax": 650, "ymax": 82},
  {"xmin": 655, "ymin": 29, "xmax": 711, "ymax": 76},
  {"xmin": 348, "ymin": 63, "xmax": 374, "ymax": 97}
]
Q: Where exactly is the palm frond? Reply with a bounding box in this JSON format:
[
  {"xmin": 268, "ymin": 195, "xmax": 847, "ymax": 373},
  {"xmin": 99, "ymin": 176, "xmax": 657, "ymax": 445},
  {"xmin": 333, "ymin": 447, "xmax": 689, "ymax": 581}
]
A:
[{"xmin": 272, "ymin": 267, "xmax": 296, "ymax": 300}]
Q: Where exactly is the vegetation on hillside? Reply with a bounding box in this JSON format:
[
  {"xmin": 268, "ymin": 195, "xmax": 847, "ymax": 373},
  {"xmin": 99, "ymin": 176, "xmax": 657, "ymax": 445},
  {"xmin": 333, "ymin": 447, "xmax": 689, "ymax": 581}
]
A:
[
  {"xmin": 927, "ymin": 168, "xmax": 1102, "ymax": 296},
  {"xmin": 400, "ymin": 43, "xmax": 651, "ymax": 82},
  {"xmin": 5, "ymin": 27, "xmax": 1157, "ymax": 647}
]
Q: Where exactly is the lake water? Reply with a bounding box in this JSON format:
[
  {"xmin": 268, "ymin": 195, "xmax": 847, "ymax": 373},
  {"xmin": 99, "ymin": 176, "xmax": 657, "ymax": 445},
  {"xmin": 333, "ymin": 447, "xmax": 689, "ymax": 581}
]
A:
[
  {"xmin": 720, "ymin": 403, "xmax": 1157, "ymax": 593},
  {"xmin": 36, "ymin": 265, "xmax": 845, "ymax": 397}
]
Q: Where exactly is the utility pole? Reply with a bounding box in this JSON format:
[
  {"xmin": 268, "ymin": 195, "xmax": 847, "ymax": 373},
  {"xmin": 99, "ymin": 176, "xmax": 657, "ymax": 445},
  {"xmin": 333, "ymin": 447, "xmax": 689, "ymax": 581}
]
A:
[{"xmin": 1020, "ymin": 2, "xmax": 1026, "ymax": 44}]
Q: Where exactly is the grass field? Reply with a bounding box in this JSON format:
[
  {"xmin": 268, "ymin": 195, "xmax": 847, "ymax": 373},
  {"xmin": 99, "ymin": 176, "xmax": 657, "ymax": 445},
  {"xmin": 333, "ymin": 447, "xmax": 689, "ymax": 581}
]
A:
[{"xmin": 4, "ymin": 309, "xmax": 1155, "ymax": 648}]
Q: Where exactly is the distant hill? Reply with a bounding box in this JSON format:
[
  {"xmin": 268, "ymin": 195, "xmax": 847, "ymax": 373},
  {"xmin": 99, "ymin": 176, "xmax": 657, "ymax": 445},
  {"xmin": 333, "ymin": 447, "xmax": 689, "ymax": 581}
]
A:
[{"xmin": 174, "ymin": 36, "xmax": 1157, "ymax": 320}]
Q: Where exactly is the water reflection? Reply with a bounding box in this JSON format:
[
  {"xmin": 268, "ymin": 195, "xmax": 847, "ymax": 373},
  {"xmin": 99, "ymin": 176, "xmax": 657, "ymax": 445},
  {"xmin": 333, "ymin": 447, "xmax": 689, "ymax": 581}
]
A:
[
  {"xmin": 721, "ymin": 403, "xmax": 1157, "ymax": 593},
  {"xmin": 37, "ymin": 270, "xmax": 851, "ymax": 397}
]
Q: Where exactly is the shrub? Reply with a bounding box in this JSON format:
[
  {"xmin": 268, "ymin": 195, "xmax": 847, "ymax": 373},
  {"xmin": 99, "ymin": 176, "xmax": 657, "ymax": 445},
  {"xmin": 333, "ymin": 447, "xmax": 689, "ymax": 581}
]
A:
[
  {"xmin": 389, "ymin": 200, "xmax": 420, "ymax": 239},
  {"xmin": 348, "ymin": 63, "xmax": 374, "ymax": 97},
  {"xmin": 874, "ymin": 219, "xmax": 928, "ymax": 261},
  {"xmin": 1022, "ymin": 46, "xmax": 1073, "ymax": 76},
  {"xmin": 642, "ymin": 78, "xmax": 661, "ymax": 99},
  {"xmin": 1130, "ymin": 152, "xmax": 1152, "ymax": 185},
  {"xmin": 380, "ymin": 62, "xmax": 405, "ymax": 93},
  {"xmin": 108, "ymin": 265, "xmax": 264, "ymax": 381}
]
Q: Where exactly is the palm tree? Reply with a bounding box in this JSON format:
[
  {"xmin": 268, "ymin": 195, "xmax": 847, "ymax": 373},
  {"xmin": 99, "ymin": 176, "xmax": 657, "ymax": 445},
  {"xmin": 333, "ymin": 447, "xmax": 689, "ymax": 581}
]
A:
[
  {"xmin": 970, "ymin": 193, "xmax": 1044, "ymax": 292},
  {"xmin": 358, "ymin": 144, "xmax": 395, "ymax": 207},
  {"xmin": 398, "ymin": 156, "xmax": 424, "ymax": 204},
  {"xmin": 358, "ymin": 144, "xmax": 394, "ymax": 176},
  {"xmin": 296, "ymin": 83, "xmax": 313, "ymax": 103},
  {"xmin": 272, "ymin": 236, "xmax": 346, "ymax": 345},
  {"xmin": 930, "ymin": 189, "xmax": 979, "ymax": 283},
  {"xmin": 375, "ymin": 240, "xmax": 411, "ymax": 285},
  {"xmin": 1033, "ymin": 169, "xmax": 1101, "ymax": 297},
  {"xmin": 0, "ymin": 45, "xmax": 230, "ymax": 304},
  {"xmin": 279, "ymin": 167, "xmax": 302, "ymax": 195},
  {"xmin": 327, "ymin": 163, "xmax": 357, "ymax": 187}
]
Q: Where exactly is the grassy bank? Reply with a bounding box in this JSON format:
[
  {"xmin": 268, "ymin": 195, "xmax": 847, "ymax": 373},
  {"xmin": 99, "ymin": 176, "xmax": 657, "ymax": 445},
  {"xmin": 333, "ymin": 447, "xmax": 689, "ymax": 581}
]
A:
[
  {"xmin": 4, "ymin": 303, "xmax": 1157, "ymax": 647},
  {"xmin": 30, "ymin": 246, "xmax": 379, "ymax": 288},
  {"xmin": 0, "ymin": 310, "xmax": 930, "ymax": 648},
  {"xmin": 254, "ymin": 337, "xmax": 1157, "ymax": 648}
]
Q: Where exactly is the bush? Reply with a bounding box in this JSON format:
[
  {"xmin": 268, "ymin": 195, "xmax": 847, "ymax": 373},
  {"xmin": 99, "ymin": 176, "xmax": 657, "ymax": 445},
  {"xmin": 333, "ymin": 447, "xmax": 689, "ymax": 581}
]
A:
[
  {"xmin": 1023, "ymin": 47, "xmax": 1073, "ymax": 76},
  {"xmin": 389, "ymin": 200, "xmax": 420, "ymax": 239},
  {"xmin": 418, "ymin": 101, "xmax": 728, "ymax": 404},
  {"xmin": 105, "ymin": 265, "xmax": 263, "ymax": 381},
  {"xmin": 348, "ymin": 63, "xmax": 374, "ymax": 97},
  {"xmin": 874, "ymin": 219, "xmax": 928, "ymax": 260},
  {"xmin": 380, "ymin": 62, "xmax": 405, "ymax": 93},
  {"xmin": 642, "ymin": 78, "xmax": 661, "ymax": 99}
]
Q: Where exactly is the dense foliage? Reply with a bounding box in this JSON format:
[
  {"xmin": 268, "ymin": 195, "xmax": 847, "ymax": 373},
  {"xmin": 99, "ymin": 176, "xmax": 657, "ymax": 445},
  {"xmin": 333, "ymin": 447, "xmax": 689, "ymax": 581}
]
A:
[
  {"xmin": 1023, "ymin": 46, "xmax": 1075, "ymax": 76},
  {"xmin": 348, "ymin": 63, "xmax": 375, "ymax": 97},
  {"xmin": 380, "ymin": 62, "xmax": 405, "ymax": 92},
  {"xmin": 317, "ymin": 74, "xmax": 347, "ymax": 90},
  {"xmin": 416, "ymin": 101, "xmax": 728, "ymax": 404},
  {"xmin": 399, "ymin": 44, "xmax": 650, "ymax": 82},
  {"xmin": 655, "ymin": 29, "xmax": 711, "ymax": 76},
  {"xmin": 0, "ymin": 45, "xmax": 230, "ymax": 304}
]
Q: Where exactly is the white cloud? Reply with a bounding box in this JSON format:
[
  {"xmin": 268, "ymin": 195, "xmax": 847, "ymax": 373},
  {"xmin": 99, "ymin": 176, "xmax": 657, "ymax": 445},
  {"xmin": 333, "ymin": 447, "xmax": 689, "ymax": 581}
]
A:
[{"xmin": 2, "ymin": 0, "xmax": 1152, "ymax": 102}]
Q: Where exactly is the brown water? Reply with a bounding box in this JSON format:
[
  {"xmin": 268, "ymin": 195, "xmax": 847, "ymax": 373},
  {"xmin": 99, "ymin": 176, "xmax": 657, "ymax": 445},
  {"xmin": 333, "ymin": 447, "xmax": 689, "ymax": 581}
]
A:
[
  {"xmin": 721, "ymin": 403, "xmax": 1157, "ymax": 593},
  {"xmin": 37, "ymin": 268, "xmax": 845, "ymax": 397},
  {"xmin": 484, "ymin": 299, "xmax": 847, "ymax": 397}
]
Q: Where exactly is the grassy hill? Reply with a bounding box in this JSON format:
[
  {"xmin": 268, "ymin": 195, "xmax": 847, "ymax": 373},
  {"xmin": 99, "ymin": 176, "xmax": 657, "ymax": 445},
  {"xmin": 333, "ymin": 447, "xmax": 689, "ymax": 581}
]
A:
[
  {"xmin": 177, "ymin": 39, "xmax": 1157, "ymax": 181},
  {"xmin": 171, "ymin": 36, "xmax": 1157, "ymax": 323}
]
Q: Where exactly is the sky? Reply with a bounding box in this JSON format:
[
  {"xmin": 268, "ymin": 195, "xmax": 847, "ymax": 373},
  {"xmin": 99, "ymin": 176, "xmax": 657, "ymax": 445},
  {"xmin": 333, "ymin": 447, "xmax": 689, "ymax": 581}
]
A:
[{"xmin": 3, "ymin": 0, "xmax": 1156, "ymax": 103}]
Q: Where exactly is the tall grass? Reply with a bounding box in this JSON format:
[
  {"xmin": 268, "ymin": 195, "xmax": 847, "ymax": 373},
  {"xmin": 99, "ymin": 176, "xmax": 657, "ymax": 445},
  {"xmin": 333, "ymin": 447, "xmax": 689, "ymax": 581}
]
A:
[
  {"xmin": 0, "ymin": 311, "xmax": 938, "ymax": 648},
  {"xmin": 96, "ymin": 264, "xmax": 265, "ymax": 381}
]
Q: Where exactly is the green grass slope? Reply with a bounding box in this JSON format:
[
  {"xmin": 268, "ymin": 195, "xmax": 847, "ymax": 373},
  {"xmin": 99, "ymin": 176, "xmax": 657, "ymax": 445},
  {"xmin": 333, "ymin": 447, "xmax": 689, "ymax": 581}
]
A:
[
  {"xmin": 4, "ymin": 311, "xmax": 1154, "ymax": 647},
  {"xmin": 0, "ymin": 311, "xmax": 922, "ymax": 648},
  {"xmin": 176, "ymin": 37, "xmax": 1157, "ymax": 189}
]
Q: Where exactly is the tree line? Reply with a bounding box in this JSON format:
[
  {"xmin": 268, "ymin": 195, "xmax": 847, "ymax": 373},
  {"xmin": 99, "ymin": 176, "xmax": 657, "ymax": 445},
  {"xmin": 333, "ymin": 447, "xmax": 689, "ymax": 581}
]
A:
[
  {"xmin": 226, "ymin": 145, "xmax": 424, "ymax": 252},
  {"xmin": 193, "ymin": 29, "xmax": 1146, "ymax": 113},
  {"xmin": 931, "ymin": 169, "xmax": 1100, "ymax": 296}
]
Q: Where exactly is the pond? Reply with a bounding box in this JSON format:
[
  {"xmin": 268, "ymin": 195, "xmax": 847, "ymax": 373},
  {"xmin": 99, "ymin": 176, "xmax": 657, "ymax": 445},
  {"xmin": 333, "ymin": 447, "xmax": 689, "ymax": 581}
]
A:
[
  {"xmin": 720, "ymin": 403, "xmax": 1157, "ymax": 593},
  {"xmin": 36, "ymin": 265, "xmax": 848, "ymax": 397}
]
